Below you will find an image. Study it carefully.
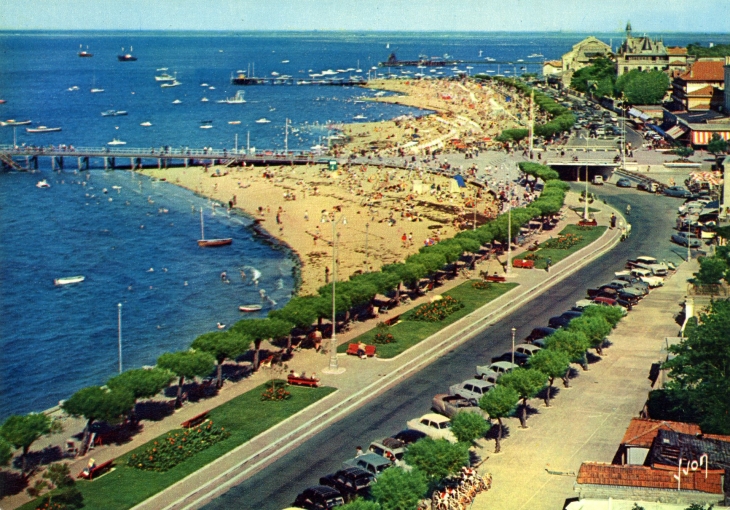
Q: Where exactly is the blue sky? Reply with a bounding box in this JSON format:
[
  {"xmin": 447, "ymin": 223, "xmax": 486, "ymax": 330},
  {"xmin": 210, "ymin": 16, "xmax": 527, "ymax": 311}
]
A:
[{"xmin": 1, "ymin": 0, "xmax": 726, "ymax": 32}]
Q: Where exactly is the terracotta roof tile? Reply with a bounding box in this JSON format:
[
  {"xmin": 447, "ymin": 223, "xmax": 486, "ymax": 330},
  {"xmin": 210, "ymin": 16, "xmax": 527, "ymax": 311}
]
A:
[
  {"xmin": 687, "ymin": 85, "xmax": 716, "ymax": 97},
  {"xmin": 544, "ymin": 60, "xmax": 562, "ymax": 67},
  {"xmin": 679, "ymin": 60, "xmax": 725, "ymax": 81},
  {"xmin": 668, "ymin": 47, "xmax": 688, "ymax": 55},
  {"xmin": 577, "ymin": 462, "xmax": 724, "ymax": 494},
  {"xmin": 703, "ymin": 433, "xmax": 730, "ymax": 443},
  {"xmin": 620, "ymin": 418, "xmax": 701, "ymax": 448}
]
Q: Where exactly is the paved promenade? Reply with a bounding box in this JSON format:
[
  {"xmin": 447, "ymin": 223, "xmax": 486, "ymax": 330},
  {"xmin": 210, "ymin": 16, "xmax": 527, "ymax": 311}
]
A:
[{"xmin": 471, "ymin": 258, "xmax": 696, "ymax": 510}]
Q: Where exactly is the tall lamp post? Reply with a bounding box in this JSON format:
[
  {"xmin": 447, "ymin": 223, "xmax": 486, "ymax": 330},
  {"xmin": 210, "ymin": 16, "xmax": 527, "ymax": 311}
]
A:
[
  {"xmin": 511, "ymin": 327, "xmax": 516, "ymax": 365},
  {"xmin": 584, "ymin": 166, "xmax": 590, "ymax": 221},
  {"xmin": 117, "ymin": 303, "xmax": 123, "ymax": 374},
  {"xmin": 322, "ymin": 213, "xmax": 347, "ymax": 374},
  {"xmin": 506, "ymin": 200, "xmax": 512, "ymax": 275}
]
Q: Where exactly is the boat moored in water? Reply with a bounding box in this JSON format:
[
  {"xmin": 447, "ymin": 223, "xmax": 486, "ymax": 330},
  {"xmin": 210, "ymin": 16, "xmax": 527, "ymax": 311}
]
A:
[
  {"xmin": 54, "ymin": 275, "xmax": 85, "ymax": 286},
  {"xmin": 1, "ymin": 119, "xmax": 31, "ymax": 126},
  {"xmin": 118, "ymin": 47, "xmax": 137, "ymax": 61},
  {"xmin": 101, "ymin": 110, "xmax": 128, "ymax": 117},
  {"xmin": 238, "ymin": 304, "xmax": 263, "ymax": 312},
  {"xmin": 107, "ymin": 138, "xmax": 126, "ymax": 146},
  {"xmin": 255, "ymin": 118, "xmax": 271, "ymax": 124},
  {"xmin": 217, "ymin": 91, "xmax": 246, "ymax": 104},
  {"xmin": 36, "ymin": 179, "xmax": 50, "ymax": 188},
  {"xmin": 26, "ymin": 126, "xmax": 62, "ymax": 133},
  {"xmin": 198, "ymin": 208, "xmax": 232, "ymax": 247}
]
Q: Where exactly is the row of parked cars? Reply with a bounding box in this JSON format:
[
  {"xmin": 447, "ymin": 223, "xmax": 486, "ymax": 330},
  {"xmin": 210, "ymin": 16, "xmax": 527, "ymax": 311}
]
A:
[
  {"xmin": 671, "ymin": 196, "xmax": 718, "ymax": 248},
  {"xmin": 290, "ymin": 253, "xmax": 673, "ymax": 509}
]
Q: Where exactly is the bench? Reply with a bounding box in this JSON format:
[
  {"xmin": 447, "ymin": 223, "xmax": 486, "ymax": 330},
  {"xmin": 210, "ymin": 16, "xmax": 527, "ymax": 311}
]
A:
[
  {"xmin": 512, "ymin": 259, "xmax": 535, "ymax": 269},
  {"xmin": 346, "ymin": 344, "xmax": 377, "ymax": 357},
  {"xmin": 578, "ymin": 219, "xmax": 598, "ymax": 227},
  {"xmin": 287, "ymin": 374, "xmax": 320, "ymax": 387},
  {"xmin": 382, "ymin": 315, "xmax": 401, "ymax": 327},
  {"xmin": 77, "ymin": 459, "xmax": 114, "ymax": 481},
  {"xmin": 485, "ymin": 275, "xmax": 507, "ymax": 283},
  {"xmin": 181, "ymin": 410, "xmax": 210, "ymax": 429}
]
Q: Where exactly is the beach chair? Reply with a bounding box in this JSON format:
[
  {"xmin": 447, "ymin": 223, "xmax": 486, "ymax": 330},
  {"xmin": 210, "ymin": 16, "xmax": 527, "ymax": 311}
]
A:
[{"xmin": 66, "ymin": 440, "xmax": 79, "ymax": 458}]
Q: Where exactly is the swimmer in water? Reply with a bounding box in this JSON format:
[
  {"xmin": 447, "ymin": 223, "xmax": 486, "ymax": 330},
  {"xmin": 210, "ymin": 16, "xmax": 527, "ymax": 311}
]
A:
[{"xmin": 240, "ymin": 269, "xmax": 246, "ymax": 280}]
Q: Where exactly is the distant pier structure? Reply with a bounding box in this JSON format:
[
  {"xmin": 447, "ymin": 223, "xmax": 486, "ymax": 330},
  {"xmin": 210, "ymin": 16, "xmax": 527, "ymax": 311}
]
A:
[{"xmin": 0, "ymin": 145, "xmax": 329, "ymax": 172}]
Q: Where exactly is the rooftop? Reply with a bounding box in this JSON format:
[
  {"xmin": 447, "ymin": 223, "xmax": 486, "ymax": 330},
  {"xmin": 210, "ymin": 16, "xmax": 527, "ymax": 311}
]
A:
[
  {"xmin": 668, "ymin": 47, "xmax": 688, "ymax": 55},
  {"xmin": 647, "ymin": 429, "xmax": 730, "ymax": 470},
  {"xmin": 577, "ymin": 462, "xmax": 724, "ymax": 494},
  {"xmin": 678, "ymin": 60, "xmax": 725, "ymax": 82},
  {"xmin": 620, "ymin": 418, "xmax": 701, "ymax": 448}
]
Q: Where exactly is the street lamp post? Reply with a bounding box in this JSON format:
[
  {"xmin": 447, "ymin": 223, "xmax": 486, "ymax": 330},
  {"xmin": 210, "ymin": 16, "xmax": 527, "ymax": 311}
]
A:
[
  {"xmin": 323, "ymin": 213, "xmax": 347, "ymax": 374},
  {"xmin": 118, "ymin": 303, "xmax": 123, "ymax": 374},
  {"xmin": 511, "ymin": 327, "xmax": 516, "ymax": 365},
  {"xmin": 506, "ymin": 201, "xmax": 512, "ymax": 275},
  {"xmin": 364, "ymin": 222, "xmax": 369, "ymax": 270},
  {"xmin": 584, "ymin": 166, "xmax": 590, "ymax": 221},
  {"xmin": 473, "ymin": 192, "xmax": 478, "ymax": 231}
]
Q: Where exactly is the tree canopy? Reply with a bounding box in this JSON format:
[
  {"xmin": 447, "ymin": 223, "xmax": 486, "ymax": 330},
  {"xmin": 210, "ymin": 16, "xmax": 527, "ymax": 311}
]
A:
[
  {"xmin": 498, "ymin": 368, "xmax": 547, "ymax": 427},
  {"xmin": 528, "ymin": 349, "xmax": 571, "ymax": 406},
  {"xmin": 62, "ymin": 386, "xmax": 135, "ymax": 430},
  {"xmin": 0, "ymin": 413, "xmax": 53, "ymax": 472},
  {"xmin": 615, "ymin": 70, "xmax": 669, "ymax": 104},
  {"xmin": 479, "ymin": 385, "xmax": 519, "ymax": 452},
  {"xmin": 568, "ymin": 315, "xmax": 612, "ymax": 355},
  {"xmin": 106, "ymin": 367, "xmax": 174, "ymax": 400},
  {"xmin": 707, "ymin": 134, "xmax": 729, "ymax": 158},
  {"xmin": 544, "ymin": 329, "xmax": 590, "ymax": 369},
  {"xmin": 663, "ymin": 300, "xmax": 730, "ymax": 434},
  {"xmin": 156, "ymin": 350, "xmax": 216, "ymax": 405},
  {"xmin": 404, "ymin": 437, "xmax": 469, "ymax": 481},
  {"xmin": 191, "ymin": 331, "xmax": 251, "ymax": 387},
  {"xmin": 450, "ymin": 411, "xmax": 491, "ymax": 444},
  {"xmin": 570, "ymin": 58, "xmax": 616, "ymax": 97},
  {"xmin": 0, "ymin": 436, "xmax": 12, "ymax": 467},
  {"xmin": 369, "ymin": 467, "xmax": 427, "ymax": 510}
]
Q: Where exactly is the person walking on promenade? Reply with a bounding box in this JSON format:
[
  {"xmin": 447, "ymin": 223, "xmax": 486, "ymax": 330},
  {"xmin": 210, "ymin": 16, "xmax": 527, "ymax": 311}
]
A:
[
  {"xmin": 610, "ymin": 213, "xmax": 616, "ymax": 229},
  {"xmin": 545, "ymin": 257, "xmax": 552, "ymax": 272},
  {"xmin": 626, "ymin": 204, "xmax": 631, "ymax": 216}
]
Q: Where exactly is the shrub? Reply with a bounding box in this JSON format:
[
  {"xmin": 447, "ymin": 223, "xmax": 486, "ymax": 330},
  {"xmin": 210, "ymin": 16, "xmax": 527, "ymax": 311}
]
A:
[
  {"xmin": 412, "ymin": 296, "xmax": 464, "ymax": 322},
  {"xmin": 542, "ymin": 233, "xmax": 584, "ymax": 250},
  {"xmin": 472, "ymin": 280, "xmax": 492, "ymax": 290},
  {"xmin": 261, "ymin": 381, "xmax": 292, "ymax": 401},
  {"xmin": 128, "ymin": 421, "xmax": 230, "ymax": 472}
]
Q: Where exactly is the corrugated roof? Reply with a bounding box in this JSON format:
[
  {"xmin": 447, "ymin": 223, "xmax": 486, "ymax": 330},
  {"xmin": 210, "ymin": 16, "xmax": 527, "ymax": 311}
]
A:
[
  {"xmin": 679, "ymin": 60, "xmax": 725, "ymax": 82},
  {"xmin": 648, "ymin": 429, "xmax": 730, "ymax": 470},
  {"xmin": 577, "ymin": 462, "xmax": 724, "ymax": 494},
  {"xmin": 621, "ymin": 418, "xmax": 701, "ymax": 448}
]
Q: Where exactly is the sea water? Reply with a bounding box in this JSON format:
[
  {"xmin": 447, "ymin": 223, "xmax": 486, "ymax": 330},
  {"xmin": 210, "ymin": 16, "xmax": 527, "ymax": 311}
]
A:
[{"xmin": 1, "ymin": 31, "xmax": 727, "ymax": 420}]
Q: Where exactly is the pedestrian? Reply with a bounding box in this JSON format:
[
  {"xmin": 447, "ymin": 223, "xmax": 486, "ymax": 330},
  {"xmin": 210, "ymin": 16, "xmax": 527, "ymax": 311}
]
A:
[
  {"xmin": 610, "ymin": 213, "xmax": 616, "ymax": 229},
  {"xmin": 355, "ymin": 446, "xmax": 364, "ymax": 457},
  {"xmin": 401, "ymin": 232, "xmax": 407, "ymax": 247},
  {"xmin": 325, "ymin": 266, "xmax": 330, "ymax": 283},
  {"xmin": 304, "ymin": 210, "xmax": 309, "ymax": 221},
  {"xmin": 545, "ymin": 257, "xmax": 552, "ymax": 272}
]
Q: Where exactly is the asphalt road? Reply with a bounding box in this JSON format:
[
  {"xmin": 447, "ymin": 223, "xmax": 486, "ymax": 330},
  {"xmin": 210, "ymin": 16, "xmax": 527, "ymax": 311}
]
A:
[{"xmin": 203, "ymin": 185, "xmax": 684, "ymax": 510}]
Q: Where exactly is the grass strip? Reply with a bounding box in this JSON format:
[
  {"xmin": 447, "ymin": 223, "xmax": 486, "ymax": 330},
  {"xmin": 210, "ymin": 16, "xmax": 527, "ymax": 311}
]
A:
[
  {"xmin": 339, "ymin": 281, "xmax": 518, "ymax": 359},
  {"xmin": 514, "ymin": 224, "xmax": 607, "ymax": 270},
  {"xmin": 20, "ymin": 383, "xmax": 335, "ymax": 510}
]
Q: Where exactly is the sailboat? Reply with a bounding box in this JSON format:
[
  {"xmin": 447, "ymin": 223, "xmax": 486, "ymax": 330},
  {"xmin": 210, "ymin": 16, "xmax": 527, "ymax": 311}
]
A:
[
  {"xmin": 118, "ymin": 46, "xmax": 138, "ymax": 62},
  {"xmin": 90, "ymin": 74, "xmax": 104, "ymax": 93},
  {"xmin": 198, "ymin": 208, "xmax": 232, "ymax": 247},
  {"xmin": 78, "ymin": 44, "xmax": 93, "ymax": 57}
]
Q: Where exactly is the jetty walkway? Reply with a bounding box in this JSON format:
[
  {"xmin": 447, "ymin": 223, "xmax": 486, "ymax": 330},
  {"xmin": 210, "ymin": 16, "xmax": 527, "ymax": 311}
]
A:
[{"xmin": 0, "ymin": 145, "xmax": 329, "ymax": 172}]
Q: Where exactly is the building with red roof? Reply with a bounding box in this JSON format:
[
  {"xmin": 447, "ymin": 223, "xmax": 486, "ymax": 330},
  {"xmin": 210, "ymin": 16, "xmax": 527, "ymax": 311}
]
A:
[{"xmin": 671, "ymin": 59, "xmax": 726, "ymax": 111}]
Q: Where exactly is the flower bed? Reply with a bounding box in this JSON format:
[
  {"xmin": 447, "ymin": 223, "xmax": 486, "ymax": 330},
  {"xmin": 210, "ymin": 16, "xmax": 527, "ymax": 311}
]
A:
[
  {"xmin": 542, "ymin": 233, "xmax": 584, "ymax": 250},
  {"xmin": 412, "ymin": 295, "xmax": 464, "ymax": 322},
  {"xmin": 129, "ymin": 421, "xmax": 230, "ymax": 472},
  {"xmin": 261, "ymin": 380, "xmax": 292, "ymax": 401},
  {"xmin": 472, "ymin": 280, "xmax": 492, "ymax": 290}
]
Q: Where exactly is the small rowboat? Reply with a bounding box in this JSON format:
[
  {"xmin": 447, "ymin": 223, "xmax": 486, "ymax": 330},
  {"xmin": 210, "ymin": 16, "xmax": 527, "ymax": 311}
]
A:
[
  {"xmin": 239, "ymin": 304, "xmax": 263, "ymax": 312},
  {"xmin": 54, "ymin": 275, "xmax": 85, "ymax": 286}
]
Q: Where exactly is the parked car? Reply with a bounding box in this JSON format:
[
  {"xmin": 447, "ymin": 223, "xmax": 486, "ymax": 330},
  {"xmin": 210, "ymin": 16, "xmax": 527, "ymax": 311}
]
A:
[
  {"xmin": 406, "ymin": 413, "xmax": 457, "ymax": 443},
  {"xmin": 547, "ymin": 310, "xmax": 583, "ymax": 329},
  {"xmin": 671, "ymin": 231, "xmax": 702, "ymax": 247},
  {"xmin": 432, "ymin": 394, "xmax": 486, "ymax": 419},
  {"xmin": 614, "ymin": 269, "xmax": 661, "ymax": 288},
  {"xmin": 524, "ymin": 327, "xmax": 556, "ymax": 344},
  {"xmin": 475, "ymin": 361, "xmax": 518, "ymax": 382},
  {"xmin": 626, "ymin": 256, "xmax": 669, "ymax": 276},
  {"xmin": 293, "ymin": 486, "xmax": 345, "ymax": 510},
  {"xmin": 390, "ymin": 429, "xmax": 426, "ymax": 445},
  {"xmin": 664, "ymin": 186, "xmax": 692, "ymax": 198},
  {"xmin": 319, "ymin": 468, "xmax": 375, "ymax": 502},
  {"xmin": 604, "ymin": 279, "xmax": 648, "ymax": 296},
  {"xmin": 637, "ymin": 181, "xmax": 660, "ymax": 193},
  {"xmin": 449, "ymin": 378, "xmax": 495, "ymax": 400},
  {"xmin": 342, "ymin": 453, "xmax": 392, "ymax": 477},
  {"xmin": 592, "ymin": 175, "xmax": 604, "ymax": 185},
  {"xmin": 576, "ymin": 297, "xmax": 628, "ymax": 315},
  {"xmin": 368, "ymin": 438, "xmax": 406, "ymax": 463},
  {"xmin": 616, "ymin": 178, "xmax": 632, "ymax": 188},
  {"xmin": 491, "ymin": 344, "xmax": 541, "ymax": 366}
]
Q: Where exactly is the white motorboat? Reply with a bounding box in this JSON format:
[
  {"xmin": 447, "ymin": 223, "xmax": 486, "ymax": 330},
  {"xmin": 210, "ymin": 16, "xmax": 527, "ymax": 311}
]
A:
[
  {"xmin": 1, "ymin": 119, "xmax": 32, "ymax": 126},
  {"xmin": 36, "ymin": 179, "xmax": 50, "ymax": 188},
  {"xmin": 90, "ymin": 88, "xmax": 105, "ymax": 93},
  {"xmin": 201, "ymin": 97, "xmax": 209, "ymax": 102},
  {"xmin": 238, "ymin": 304, "xmax": 262, "ymax": 312},
  {"xmin": 353, "ymin": 114, "xmax": 367, "ymax": 120},
  {"xmin": 199, "ymin": 120, "xmax": 213, "ymax": 129},
  {"xmin": 101, "ymin": 110, "xmax": 128, "ymax": 117},
  {"xmin": 26, "ymin": 126, "xmax": 62, "ymax": 133},
  {"xmin": 140, "ymin": 121, "xmax": 152, "ymax": 127},
  {"xmin": 155, "ymin": 72, "xmax": 176, "ymax": 82},
  {"xmin": 54, "ymin": 275, "xmax": 85, "ymax": 286},
  {"xmin": 172, "ymin": 99, "xmax": 182, "ymax": 104},
  {"xmin": 107, "ymin": 138, "xmax": 126, "ymax": 146},
  {"xmin": 161, "ymin": 80, "xmax": 181, "ymax": 88},
  {"xmin": 217, "ymin": 91, "xmax": 246, "ymax": 104},
  {"xmin": 228, "ymin": 120, "xmax": 241, "ymax": 125},
  {"xmin": 255, "ymin": 118, "xmax": 271, "ymax": 124}
]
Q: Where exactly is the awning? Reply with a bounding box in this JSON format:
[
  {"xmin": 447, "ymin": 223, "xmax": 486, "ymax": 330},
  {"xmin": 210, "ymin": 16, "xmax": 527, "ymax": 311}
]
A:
[
  {"xmin": 628, "ymin": 108, "xmax": 651, "ymax": 121},
  {"xmin": 453, "ymin": 175, "xmax": 466, "ymax": 188},
  {"xmin": 666, "ymin": 125, "xmax": 687, "ymax": 139},
  {"xmin": 648, "ymin": 124, "xmax": 669, "ymax": 138},
  {"xmin": 692, "ymin": 130, "xmax": 730, "ymax": 145}
]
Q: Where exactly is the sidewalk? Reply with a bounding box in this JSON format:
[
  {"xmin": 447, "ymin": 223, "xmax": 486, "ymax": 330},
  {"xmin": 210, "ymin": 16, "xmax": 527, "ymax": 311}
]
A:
[
  {"xmin": 470, "ymin": 259, "xmax": 698, "ymax": 510},
  {"xmin": 1, "ymin": 192, "xmax": 620, "ymax": 510}
]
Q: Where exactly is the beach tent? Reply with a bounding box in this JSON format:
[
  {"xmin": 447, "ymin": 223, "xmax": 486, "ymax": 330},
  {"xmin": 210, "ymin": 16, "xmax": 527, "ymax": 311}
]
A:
[
  {"xmin": 450, "ymin": 175, "xmax": 466, "ymax": 193},
  {"xmin": 412, "ymin": 179, "xmax": 425, "ymax": 194}
]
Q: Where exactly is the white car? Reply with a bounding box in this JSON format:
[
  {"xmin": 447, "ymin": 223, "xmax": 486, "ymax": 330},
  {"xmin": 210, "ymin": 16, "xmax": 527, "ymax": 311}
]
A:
[
  {"xmin": 406, "ymin": 413, "xmax": 457, "ymax": 443},
  {"xmin": 475, "ymin": 361, "xmax": 518, "ymax": 381},
  {"xmin": 628, "ymin": 268, "xmax": 664, "ymax": 288},
  {"xmin": 449, "ymin": 379, "xmax": 495, "ymax": 400}
]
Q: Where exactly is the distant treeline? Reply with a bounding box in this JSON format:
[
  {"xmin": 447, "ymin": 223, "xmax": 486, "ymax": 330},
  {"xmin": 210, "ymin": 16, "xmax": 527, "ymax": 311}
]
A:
[{"xmin": 687, "ymin": 43, "xmax": 730, "ymax": 58}]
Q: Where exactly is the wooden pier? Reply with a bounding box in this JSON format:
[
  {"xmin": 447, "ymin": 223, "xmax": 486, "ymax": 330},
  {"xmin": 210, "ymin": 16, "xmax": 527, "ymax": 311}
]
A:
[{"xmin": 0, "ymin": 145, "xmax": 329, "ymax": 172}]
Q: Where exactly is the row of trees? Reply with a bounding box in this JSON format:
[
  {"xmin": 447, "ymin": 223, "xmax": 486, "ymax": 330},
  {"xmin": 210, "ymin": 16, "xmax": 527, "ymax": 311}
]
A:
[
  {"xmin": 337, "ymin": 303, "xmax": 626, "ymax": 509},
  {"xmin": 475, "ymin": 76, "xmax": 576, "ymax": 142},
  {"xmin": 570, "ymin": 57, "xmax": 669, "ymax": 105}
]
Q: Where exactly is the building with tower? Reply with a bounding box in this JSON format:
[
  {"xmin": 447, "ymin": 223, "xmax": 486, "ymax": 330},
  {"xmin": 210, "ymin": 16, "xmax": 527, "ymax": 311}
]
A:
[{"xmin": 616, "ymin": 22, "xmax": 672, "ymax": 76}]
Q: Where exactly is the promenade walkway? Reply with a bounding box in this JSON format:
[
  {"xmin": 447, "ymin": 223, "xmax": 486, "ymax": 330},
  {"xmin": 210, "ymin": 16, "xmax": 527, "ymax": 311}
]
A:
[
  {"xmin": 2, "ymin": 192, "xmax": 621, "ymax": 510},
  {"xmin": 471, "ymin": 258, "xmax": 696, "ymax": 510}
]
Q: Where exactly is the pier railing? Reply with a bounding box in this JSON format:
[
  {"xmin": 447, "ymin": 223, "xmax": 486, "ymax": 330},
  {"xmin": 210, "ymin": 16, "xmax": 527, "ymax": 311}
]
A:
[{"xmin": 0, "ymin": 144, "xmax": 324, "ymax": 159}]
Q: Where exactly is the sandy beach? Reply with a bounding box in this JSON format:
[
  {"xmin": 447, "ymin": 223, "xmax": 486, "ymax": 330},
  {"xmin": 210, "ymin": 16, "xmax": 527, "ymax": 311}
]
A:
[{"xmin": 140, "ymin": 77, "xmax": 532, "ymax": 297}]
